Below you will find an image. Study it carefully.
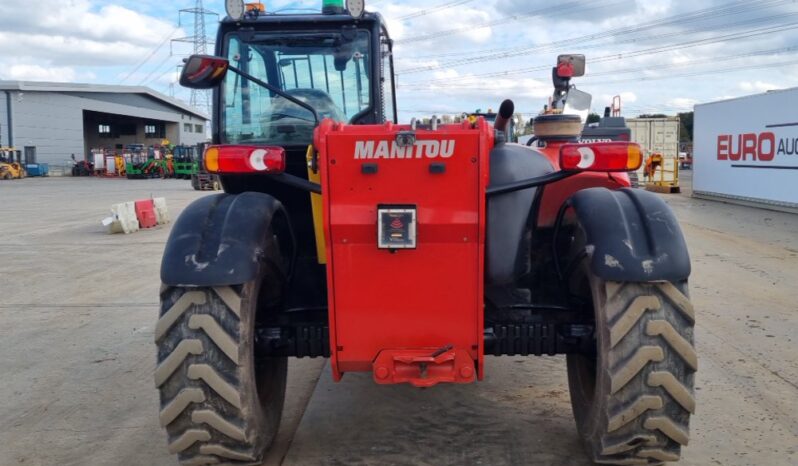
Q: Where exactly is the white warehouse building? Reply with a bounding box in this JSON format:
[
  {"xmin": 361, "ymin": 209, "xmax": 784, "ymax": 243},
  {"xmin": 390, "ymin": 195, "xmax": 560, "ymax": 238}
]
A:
[{"xmin": 0, "ymin": 81, "xmax": 209, "ymax": 166}]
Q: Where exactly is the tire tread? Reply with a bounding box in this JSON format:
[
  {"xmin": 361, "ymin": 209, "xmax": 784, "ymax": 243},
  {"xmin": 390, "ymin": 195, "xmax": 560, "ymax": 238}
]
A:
[
  {"xmin": 157, "ymin": 285, "xmax": 283, "ymax": 465},
  {"xmin": 573, "ymin": 280, "xmax": 696, "ymax": 465}
]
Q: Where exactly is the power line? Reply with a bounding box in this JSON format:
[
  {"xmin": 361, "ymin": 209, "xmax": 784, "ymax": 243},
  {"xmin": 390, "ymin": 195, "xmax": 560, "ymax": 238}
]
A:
[
  {"xmin": 170, "ymin": 0, "xmax": 219, "ymax": 114},
  {"xmin": 395, "ymin": 0, "xmax": 605, "ymax": 45},
  {"xmin": 462, "ymin": 43, "xmax": 798, "ymax": 88},
  {"xmin": 580, "ymin": 45, "xmax": 798, "ymax": 80},
  {"xmin": 147, "ymin": 66, "xmax": 182, "ymax": 91},
  {"xmin": 403, "ymin": 1, "xmax": 792, "ymax": 65},
  {"xmin": 582, "ymin": 57, "xmax": 798, "ymax": 86},
  {"xmin": 401, "ymin": 13, "xmax": 798, "ymax": 86},
  {"xmin": 396, "ymin": 0, "xmax": 791, "ymax": 72},
  {"xmin": 138, "ymin": 53, "xmax": 175, "ymax": 87},
  {"xmin": 402, "ymin": 52, "xmax": 798, "ymax": 93},
  {"xmin": 119, "ymin": 26, "xmax": 180, "ymax": 84},
  {"xmin": 395, "ymin": 0, "xmax": 475, "ymax": 21},
  {"xmin": 399, "ymin": 0, "xmax": 789, "ymax": 72}
]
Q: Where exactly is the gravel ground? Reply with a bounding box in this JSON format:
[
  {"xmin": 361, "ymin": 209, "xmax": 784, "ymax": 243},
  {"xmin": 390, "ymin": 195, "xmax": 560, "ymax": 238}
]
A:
[{"xmin": 0, "ymin": 174, "xmax": 796, "ymax": 466}]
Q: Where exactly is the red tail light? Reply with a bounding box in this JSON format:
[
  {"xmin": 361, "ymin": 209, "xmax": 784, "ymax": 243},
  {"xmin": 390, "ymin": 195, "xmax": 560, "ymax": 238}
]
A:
[
  {"xmin": 560, "ymin": 142, "xmax": 642, "ymax": 172},
  {"xmin": 557, "ymin": 61, "xmax": 574, "ymax": 78},
  {"xmin": 204, "ymin": 145, "xmax": 286, "ymax": 174}
]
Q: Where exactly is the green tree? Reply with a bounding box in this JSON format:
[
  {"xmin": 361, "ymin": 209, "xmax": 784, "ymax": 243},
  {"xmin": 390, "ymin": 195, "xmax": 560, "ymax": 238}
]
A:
[
  {"xmin": 586, "ymin": 113, "xmax": 602, "ymax": 124},
  {"xmin": 678, "ymin": 111, "xmax": 694, "ymax": 143}
]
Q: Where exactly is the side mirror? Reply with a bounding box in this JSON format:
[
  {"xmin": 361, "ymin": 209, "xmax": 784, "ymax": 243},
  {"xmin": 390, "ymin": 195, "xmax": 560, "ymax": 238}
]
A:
[
  {"xmin": 563, "ymin": 88, "xmax": 593, "ymax": 123},
  {"xmin": 180, "ymin": 55, "xmax": 230, "ymax": 89},
  {"xmin": 556, "ymin": 54, "xmax": 585, "ymax": 78}
]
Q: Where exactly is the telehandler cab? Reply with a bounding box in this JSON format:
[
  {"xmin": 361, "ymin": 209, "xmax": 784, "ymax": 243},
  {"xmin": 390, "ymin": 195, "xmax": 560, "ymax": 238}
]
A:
[{"xmin": 156, "ymin": 2, "xmax": 695, "ymax": 465}]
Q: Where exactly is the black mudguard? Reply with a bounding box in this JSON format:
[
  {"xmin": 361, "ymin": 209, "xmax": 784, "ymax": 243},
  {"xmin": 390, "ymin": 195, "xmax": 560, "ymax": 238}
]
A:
[
  {"xmin": 161, "ymin": 192, "xmax": 291, "ymax": 286},
  {"xmin": 568, "ymin": 187, "xmax": 691, "ymax": 282},
  {"xmin": 487, "ymin": 143, "xmax": 554, "ymax": 284}
]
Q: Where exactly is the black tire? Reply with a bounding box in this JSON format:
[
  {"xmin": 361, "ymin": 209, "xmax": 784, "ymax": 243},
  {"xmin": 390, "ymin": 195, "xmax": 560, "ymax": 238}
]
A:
[
  {"xmin": 566, "ymin": 261, "xmax": 696, "ymax": 465},
  {"xmin": 156, "ymin": 257, "xmax": 288, "ymax": 464}
]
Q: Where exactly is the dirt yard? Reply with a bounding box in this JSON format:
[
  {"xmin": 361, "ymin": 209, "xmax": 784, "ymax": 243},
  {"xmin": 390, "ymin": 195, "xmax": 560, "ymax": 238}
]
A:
[{"xmin": 1, "ymin": 174, "xmax": 796, "ymax": 465}]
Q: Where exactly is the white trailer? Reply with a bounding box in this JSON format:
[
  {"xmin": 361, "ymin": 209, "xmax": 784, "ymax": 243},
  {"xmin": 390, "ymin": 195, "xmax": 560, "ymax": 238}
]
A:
[
  {"xmin": 694, "ymin": 88, "xmax": 798, "ymax": 211},
  {"xmin": 627, "ymin": 117, "xmax": 681, "ymax": 186}
]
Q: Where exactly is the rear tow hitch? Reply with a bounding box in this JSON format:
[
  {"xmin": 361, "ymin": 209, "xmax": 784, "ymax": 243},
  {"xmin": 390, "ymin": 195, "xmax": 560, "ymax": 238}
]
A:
[{"xmin": 372, "ymin": 345, "xmax": 475, "ymax": 387}]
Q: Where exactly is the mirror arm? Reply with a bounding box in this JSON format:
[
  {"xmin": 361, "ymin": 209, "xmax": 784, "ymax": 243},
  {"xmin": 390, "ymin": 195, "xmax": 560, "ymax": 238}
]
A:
[{"xmin": 227, "ymin": 64, "xmax": 320, "ymax": 126}]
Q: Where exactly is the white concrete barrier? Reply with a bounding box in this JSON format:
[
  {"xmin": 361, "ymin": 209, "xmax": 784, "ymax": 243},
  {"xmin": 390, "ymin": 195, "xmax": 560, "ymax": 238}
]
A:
[
  {"xmin": 153, "ymin": 197, "xmax": 170, "ymax": 225},
  {"xmin": 103, "ymin": 198, "xmax": 169, "ymax": 234},
  {"xmin": 104, "ymin": 202, "xmax": 139, "ymax": 234}
]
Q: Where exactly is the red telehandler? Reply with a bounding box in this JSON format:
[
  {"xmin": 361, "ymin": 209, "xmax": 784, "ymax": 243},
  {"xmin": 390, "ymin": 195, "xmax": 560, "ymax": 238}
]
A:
[{"xmin": 155, "ymin": 2, "xmax": 695, "ymax": 465}]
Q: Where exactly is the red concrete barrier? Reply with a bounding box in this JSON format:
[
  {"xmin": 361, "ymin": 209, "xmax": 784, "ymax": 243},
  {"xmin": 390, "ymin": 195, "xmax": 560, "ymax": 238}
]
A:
[{"xmin": 135, "ymin": 200, "xmax": 158, "ymax": 229}]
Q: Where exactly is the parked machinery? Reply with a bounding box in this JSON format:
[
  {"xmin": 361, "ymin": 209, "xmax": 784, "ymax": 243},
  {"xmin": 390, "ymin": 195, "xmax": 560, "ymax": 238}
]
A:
[
  {"xmin": 0, "ymin": 147, "xmax": 24, "ymax": 180},
  {"xmin": 125, "ymin": 145, "xmax": 174, "ymax": 179},
  {"xmin": 189, "ymin": 143, "xmax": 221, "ymax": 191},
  {"xmin": 154, "ymin": 2, "xmax": 696, "ymax": 465},
  {"xmin": 172, "ymin": 145, "xmax": 200, "ymax": 179}
]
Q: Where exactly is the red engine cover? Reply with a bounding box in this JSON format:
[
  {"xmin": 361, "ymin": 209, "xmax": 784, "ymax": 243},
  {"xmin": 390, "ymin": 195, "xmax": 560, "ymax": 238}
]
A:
[{"xmin": 314, "ymin": 118, "xmax": 493, "ymax": 385}]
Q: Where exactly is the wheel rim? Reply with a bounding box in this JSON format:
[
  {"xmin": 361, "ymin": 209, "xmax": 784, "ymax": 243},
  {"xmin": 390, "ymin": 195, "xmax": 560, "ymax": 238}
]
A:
[{"xmin": 566, "ymin": 261, "xmax": 602, "ymax": 432}]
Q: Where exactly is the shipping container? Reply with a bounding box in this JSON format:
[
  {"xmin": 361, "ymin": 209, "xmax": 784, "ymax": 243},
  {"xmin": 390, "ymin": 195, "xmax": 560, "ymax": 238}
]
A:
[
  {"xmin": 694, "ymin": 88, "xmax": 798, "ymax": 211},
  {"xmin": 627, "ymin": 117, "xmax": 680, "ymax": 185},
  {"xmin": 627, "ymin": 117, "xmax": 681, "ymax": 158}
]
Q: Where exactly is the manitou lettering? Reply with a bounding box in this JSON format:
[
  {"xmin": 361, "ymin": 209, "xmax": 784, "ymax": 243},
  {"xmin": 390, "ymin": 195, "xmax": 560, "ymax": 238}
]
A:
[
  {"xmin": 354, "ymin": 140, "xmax": 456, "ymax": 160},
  {"xmin": 717, "ymin": 132, "xmax": 775, "ymax": 161}
]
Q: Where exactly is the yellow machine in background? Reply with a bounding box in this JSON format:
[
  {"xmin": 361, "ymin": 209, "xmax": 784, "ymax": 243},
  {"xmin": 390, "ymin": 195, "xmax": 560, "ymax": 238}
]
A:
[
  {"xmin": 115, "ymin": 154, "xmax": 126, "ymax": 177},
  {"xmin": 643, "ymin": 152, "xmax": 680, "ymax": 193},
  {"xmin": 0, "ymin": 147, "xmax": 24, "ymax": 180}
]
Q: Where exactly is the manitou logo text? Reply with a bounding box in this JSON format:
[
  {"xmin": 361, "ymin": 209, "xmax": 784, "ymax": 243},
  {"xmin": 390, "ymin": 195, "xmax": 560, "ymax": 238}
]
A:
[{"xmin": 354, "ymin": 140, "xmax": 456, "ymax": 159}]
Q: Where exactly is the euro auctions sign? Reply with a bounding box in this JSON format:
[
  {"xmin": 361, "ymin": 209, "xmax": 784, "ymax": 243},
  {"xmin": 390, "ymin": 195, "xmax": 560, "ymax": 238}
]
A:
[
  {"xmin": 716, "ymin": 131, "xmax": 798, "ymax": 162},
  {"xmin": 694, "ymin": 88, "xmax": 798, "ymax": 208}
]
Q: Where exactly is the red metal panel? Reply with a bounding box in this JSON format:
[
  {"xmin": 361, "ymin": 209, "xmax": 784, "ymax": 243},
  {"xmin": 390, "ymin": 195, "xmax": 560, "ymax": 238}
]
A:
[{"xmin": 315, "ymin": 119, "xmax": 492, "ymax": 384}]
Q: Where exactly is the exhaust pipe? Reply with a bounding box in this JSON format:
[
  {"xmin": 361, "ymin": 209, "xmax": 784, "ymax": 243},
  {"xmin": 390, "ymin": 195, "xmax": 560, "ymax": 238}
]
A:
[{"xmin": 494, "ymin": 99, "xmax": 515, "ymax": 135}]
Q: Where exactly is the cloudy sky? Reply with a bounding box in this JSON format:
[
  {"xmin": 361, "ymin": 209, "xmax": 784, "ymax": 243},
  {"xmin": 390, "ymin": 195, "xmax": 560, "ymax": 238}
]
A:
[{"xmin": 1, "ymin": 0, "xmax": 797, "ymax": 120}]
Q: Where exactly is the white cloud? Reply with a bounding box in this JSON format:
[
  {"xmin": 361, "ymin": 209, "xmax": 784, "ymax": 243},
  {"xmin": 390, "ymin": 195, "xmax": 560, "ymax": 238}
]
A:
[
  {"xmin": 389, "ymin": 5, "xmax": 492, "ymax": 45},
  {"xmin": 620, "ymin": 92, "xmax": 638, "ymax": 103},
  {"xmin": 667, "ymin": 98, "xmax": 698, "ymax": 111},
  {"xmin": 431, "ymin": 68, "xmax": 461, "ymax": 80},
  {"xmin": 636, "ymin": 0, "xmax": 672, "ymax": 17},
  {"xmin": 738, "ymin": 81, "xmax": 783, "ymax": 93},
  {"xmin": 0, "ymin": 0, "xmax": 182, "ymax": 78},
  {"xmin": 0, "ymin": 32, "xmax": 153, "ymax": 67},
  {"xmin": 597, "ymin": 92, "xmax": 637, "ymax": 114},
  {"xmin": 4, "ymin": 65, "xmax": 78, "ymax": 82},
  {"xmin": 1, "ymin": 0, "xmax": 795, "ymax": 119},
  {"xmin": 0, "ymin": 1, "xmax": 176, "ymax": 46}
]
